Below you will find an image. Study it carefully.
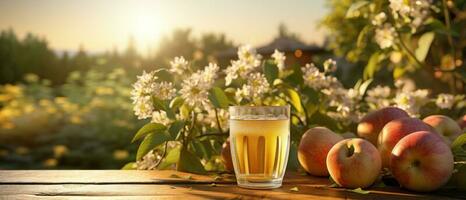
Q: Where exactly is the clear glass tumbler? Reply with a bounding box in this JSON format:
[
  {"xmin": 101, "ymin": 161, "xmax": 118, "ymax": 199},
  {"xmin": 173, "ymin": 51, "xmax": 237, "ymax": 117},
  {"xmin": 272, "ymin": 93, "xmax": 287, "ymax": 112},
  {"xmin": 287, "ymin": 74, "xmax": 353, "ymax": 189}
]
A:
[{"xmin": 229, "ymin": 106, "xmax": 290, "ymax": 189}]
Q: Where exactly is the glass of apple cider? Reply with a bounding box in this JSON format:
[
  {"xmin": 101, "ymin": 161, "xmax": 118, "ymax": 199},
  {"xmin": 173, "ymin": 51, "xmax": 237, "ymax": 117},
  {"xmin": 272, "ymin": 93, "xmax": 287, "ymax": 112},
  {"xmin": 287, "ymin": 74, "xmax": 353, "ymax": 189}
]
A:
[{"xmin": 229, "ymin": 105, "xmax": 290, "ymax": 189}]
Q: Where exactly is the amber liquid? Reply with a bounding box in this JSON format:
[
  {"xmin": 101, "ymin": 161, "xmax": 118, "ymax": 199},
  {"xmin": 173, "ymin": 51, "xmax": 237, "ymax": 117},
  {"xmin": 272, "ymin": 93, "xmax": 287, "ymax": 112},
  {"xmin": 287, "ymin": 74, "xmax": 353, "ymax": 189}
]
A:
[{"xmin": 230, "ymin": 119, "xmax": 290, "ymax": 183}]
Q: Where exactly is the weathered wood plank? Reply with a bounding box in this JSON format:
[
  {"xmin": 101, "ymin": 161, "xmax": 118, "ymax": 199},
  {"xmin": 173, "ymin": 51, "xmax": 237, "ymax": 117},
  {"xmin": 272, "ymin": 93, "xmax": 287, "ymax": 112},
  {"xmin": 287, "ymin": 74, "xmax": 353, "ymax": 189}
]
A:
[
  {"xmin": 0, "ymin": 184, "xmax": 462, "ymax": 200},
  {"xmin": 0, "ymin": 170, "xmax": 321, "ymax": 184},
  {"xmin": 0, "ymin": 170, "xmax": 235, "ymax": 184},
  {"xmin": 0, "ymin": 170, "xmax": 463, "ymax": 199}
]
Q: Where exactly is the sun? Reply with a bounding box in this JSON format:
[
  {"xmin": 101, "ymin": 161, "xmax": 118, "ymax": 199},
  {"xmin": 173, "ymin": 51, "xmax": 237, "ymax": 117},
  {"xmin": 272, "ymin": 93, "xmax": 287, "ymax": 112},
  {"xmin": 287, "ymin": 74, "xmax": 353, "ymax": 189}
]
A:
[{"xmin": 131, "ymin": 13, "xmax": 162, "ymax": 50}]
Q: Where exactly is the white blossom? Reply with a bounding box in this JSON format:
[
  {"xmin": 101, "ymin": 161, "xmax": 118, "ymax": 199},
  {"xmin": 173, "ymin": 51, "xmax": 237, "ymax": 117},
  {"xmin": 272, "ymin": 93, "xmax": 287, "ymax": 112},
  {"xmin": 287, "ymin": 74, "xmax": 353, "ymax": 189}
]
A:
[
  {"xmin": 375, "ymin": 24, "xmax": 396, "ymax": 49},
  {"xmin": 151, "ymin": 111, "xmax": 172, "ymax": 125},
  {"xmin": 154, "ymin": 82, "xmax": 177, "ymax": 100},
  {"xmin": 235, "ymin": 73, "xmax": 270, "ymax": 102},
  {"xmin": 179, "ymin": 63, "xmax": 218, "ymax": 108},
  {"xmin": 169, "ymin": 56, "xmax": 189, "ymax": 75},
  {"xmin": 436, "ymin": 93, "xmax": 455, "ymax": 109},
  {"xmin": 302, "ymin": 63, "xmax": 340, "ymax": 90},
  {"xmin": 224, "ymin": 45, "xmax": 262, "ymax": 86},
  {"xmin": 372, "ymin": 12, "xmax": 387, "ymax": 26},
  {"xmin": 131, "ymin": 71, "xmax": 177, "ymax": 120},
  {"xmin": 132, "ymin": 95, "xmax": 154, "ymax": 120},
  {"xmin": 323, "ymin": 58, "xmax": 337, "ymax": 73},
  {"xmin": 136, "ymin": 150, "xmax": 161, "ymax": 170},
  {"xmin": 394, "ymin": 89, "xmax": 429, "ymax": 116},
  {"xmin": 271, "ymin": 49, "xmax": 286, "ymax": 70},
  {"xmin": 200, "ymin": 63, "xmax": 219, "ymax": 86},
  {"xmin": 202, "ymin": 105, "xmax": 229, "ymax": 130},
  {"xmin": 389, "ymin": 0, "xmax": 411, "ymax": 16},
  {"xmin": 131, "ymin": 71, "xmax": 157, "ymax": 119},
  {"xmin": 366, "ymin": 86, "xmax": 392, "ymax": 110},
  {"xmin": 180, "ymin": 75, "xmax": 210, "ymax": 108},
  {"xmin": 237, "ymin": 44, "xmax": 262, "ymax": 67},
  {"xmin": 389, "ymin": 0, "xmax": 432, "ymax": 32}
]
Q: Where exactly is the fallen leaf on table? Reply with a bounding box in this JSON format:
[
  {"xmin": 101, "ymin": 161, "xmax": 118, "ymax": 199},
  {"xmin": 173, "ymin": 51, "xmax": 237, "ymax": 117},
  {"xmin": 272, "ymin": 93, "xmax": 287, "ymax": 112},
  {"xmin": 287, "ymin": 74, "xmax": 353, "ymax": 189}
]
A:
[
  {"xmin": 213, "ymin": 176, "xmax": 222, "ymax": 181},
  {"xmin": 351, "ymin": 188, "xmax": 370, "ymax": 194},
  {"xmin": 210, "ymin": 183, "xmax": 217, "ymax": 187},
  {"xmin": 328, "ymin": 183, "xmax": 339, "ymax": 188},
  {"xmin": 169, "ymin": 174, "xmax": 181, "ymax": 178},
  {"xmin": 185, "ymin": 175, "xmax": 194, "ymax": 180},
  {"xmin": 290, "ymin": 187, "xmax": 299, "ymax": 192}
]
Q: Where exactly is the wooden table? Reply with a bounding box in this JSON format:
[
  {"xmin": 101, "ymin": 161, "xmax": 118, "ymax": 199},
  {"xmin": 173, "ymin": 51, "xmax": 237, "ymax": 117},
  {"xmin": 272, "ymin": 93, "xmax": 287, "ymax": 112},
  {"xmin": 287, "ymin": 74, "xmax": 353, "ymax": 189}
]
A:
[{"xmin": 0, "ymin": 170, "xmax": 464, "ymax": 199}]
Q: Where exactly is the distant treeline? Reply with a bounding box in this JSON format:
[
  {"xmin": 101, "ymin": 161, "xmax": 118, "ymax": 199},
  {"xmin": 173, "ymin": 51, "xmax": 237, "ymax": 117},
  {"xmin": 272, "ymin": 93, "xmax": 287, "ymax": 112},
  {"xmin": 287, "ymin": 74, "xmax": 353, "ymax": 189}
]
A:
[{"xmin": 0, "ymin": 28, "xmax": 235, "ymax": 85}]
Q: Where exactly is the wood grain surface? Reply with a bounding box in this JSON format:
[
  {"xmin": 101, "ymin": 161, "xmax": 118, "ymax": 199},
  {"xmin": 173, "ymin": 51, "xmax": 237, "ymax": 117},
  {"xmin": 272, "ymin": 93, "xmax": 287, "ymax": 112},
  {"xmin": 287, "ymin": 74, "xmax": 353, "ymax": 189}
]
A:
[{"xmin": 0, "ymin": 170, "xmax": 463, "ymax": 199}]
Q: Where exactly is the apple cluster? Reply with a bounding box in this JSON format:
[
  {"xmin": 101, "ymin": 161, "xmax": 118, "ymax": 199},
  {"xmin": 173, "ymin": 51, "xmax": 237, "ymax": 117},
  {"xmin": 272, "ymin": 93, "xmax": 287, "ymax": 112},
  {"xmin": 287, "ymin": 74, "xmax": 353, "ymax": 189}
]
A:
[{"xmin": 297, "ymin": 107, "xmax": 464, "ymax": 192}]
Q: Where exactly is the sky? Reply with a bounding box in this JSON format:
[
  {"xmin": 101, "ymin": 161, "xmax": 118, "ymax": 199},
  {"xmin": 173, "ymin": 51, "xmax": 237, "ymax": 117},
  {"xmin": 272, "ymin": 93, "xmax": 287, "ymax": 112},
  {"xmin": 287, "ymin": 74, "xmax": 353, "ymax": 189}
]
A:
[{"xmin": 0, "ymin": 0, "xmax": 328, "ymax": 54}]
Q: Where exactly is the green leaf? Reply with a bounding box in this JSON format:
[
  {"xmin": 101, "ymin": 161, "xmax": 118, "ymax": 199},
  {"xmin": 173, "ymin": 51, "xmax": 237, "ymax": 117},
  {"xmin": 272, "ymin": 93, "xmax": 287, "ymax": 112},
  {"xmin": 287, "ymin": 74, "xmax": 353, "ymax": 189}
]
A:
[
  {"xmin": 132, "ymin": 123, "xmax": 167, "ymax": 143},
  {"xmin": 346, "ymin": 1, "xmax": 369, "ymax": 18},
  {"xmin": 168, "ymin": 120, "xmax": 185, "ymax": 140},
  {"xmin": 302, "ymin": 87, "xmax": 320, "ymax": 105},
  {"xmin": 351, "ymin": 188, "xmax": 370, "ymax": 194},
  {"xmin": 121, "ymin": 162, "xmax": 136, "ymax": 170},
  {"xmin": 286, "ymin": 88, "xmax": 303, "ymax": 113},
  {"xmin": 177, "ymin": 148, "xmax": 206, "ymax": 174},
  {"xmin": 415, "ymin": 32, "xmax": 435, "ymax": 62},
  {"xmin": 283, "ymin": 64, "xmax": 304, "ymax": 86},
  {"xmin": 264, "ymin": 61, "xmax": 279, "ymax": 84},
  {"xmin": 136, "ymin": 132, "xmax": 171, "ymax": 160},
  {"xmin": 363, "ymin": 52, "xmax": 381, "ymax": 80},
  {"xmin": 169, "ymin": 174, "xmax": 181, "ymax": 178},
  {"xmin": 452, "ymin": 133, "xmax": 466, "ymax": 161},
  {"xmin": 152, "ymin": 97, "xmax": 167, "ymax": 111},
  {"xmin": 209, "ymin": 87, "xmax": 230, "ymax": 109},
  {"xmin": 358, "ymin": 79, "xmax": 373, "ymax": 97},
  {"xmin": 170, "ymin": 97, "xmax": 184, "ymax": 110},
  {"xmin": 309, "ymin": 112, "xmax": 339, "ymax": 131},
  {"xmin": 158, "ymin": 146, "xmax": 181, "ymax": 169},
  {"xmin": 357, "ymin": 25, "xmax": 372, "ymax": 48},
  {"xmin": 287, "ymin": 143, "xmax": 299, "ymax": 171}
]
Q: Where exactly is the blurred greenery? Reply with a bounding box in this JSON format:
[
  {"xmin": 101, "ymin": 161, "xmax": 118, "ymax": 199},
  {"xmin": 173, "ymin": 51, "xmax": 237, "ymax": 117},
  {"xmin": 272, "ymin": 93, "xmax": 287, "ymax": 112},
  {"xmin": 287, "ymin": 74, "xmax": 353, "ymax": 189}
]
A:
[
  {"xmin": 0, "ymin": 28, "xmax": 234, "ymax": 169},
  {"xmin": 321, "ymin": 0, "xmax": 466, "ymax": 93}
]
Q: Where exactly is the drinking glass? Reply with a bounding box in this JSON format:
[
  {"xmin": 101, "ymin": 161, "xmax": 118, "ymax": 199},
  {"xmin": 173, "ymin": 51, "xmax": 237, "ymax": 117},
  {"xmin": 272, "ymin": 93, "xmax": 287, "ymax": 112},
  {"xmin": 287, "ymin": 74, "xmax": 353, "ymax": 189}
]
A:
[{"xmin": 229, "ymin": 105, "xmax": 290, "ymax": 189}]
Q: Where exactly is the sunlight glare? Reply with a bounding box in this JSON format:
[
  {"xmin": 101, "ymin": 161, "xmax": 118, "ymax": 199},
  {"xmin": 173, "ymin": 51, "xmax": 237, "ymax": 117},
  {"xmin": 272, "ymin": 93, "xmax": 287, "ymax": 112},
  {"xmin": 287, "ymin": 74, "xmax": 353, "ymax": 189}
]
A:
[{"xmin": 130, "ymin": 13, "xmax": 162, "ymax": 51}]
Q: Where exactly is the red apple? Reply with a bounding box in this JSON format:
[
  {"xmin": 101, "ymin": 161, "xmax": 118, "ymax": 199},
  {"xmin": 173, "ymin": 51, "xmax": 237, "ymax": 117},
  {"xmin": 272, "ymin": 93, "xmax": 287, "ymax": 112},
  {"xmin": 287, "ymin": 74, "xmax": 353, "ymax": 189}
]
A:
[
  {"xmin": 298, "ymin": 127, "xmax": 344, "ymax": 176},
  {"xmin": 423, "ymin": 115, "xmax": 462, "ymax": 145},
  {"xmin": 221, "ymin": 138, "xmax": 234, "ymax": 172},
  {"xmin": 326, "ymin": 138, "xmax": 381, "ymax": 188},
  {"xmin": 390, "ymin": 131, "xmax": 454, "ymax": 192},
  {"xmin": 357, "ymin": 107, "xmax": 409, "ymax": 145},
  {"xmin": 378, "ymin": 117, "xmax": 434, "ymax": 167}
]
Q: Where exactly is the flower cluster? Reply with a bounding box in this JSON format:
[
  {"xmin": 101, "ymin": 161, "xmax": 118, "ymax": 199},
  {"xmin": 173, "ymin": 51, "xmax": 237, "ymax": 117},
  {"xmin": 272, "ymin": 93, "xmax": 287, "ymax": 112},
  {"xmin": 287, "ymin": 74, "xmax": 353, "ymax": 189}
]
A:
[
  {"xmin": 364, "ymin": 80, "xmax": 465, "ymax": 116},
  {"xmin": 129, "ymin": 44, "xmax": 464, "ymax": 173},
  {"xmin": 302, "ymin": 59, "xmax": 362, "ymax": 123},
  {"xmin": 389, "ymin": 0, "xmax": 432, "ymax": 31},
  {"xmin": 180, "ymin": 63, "xmax": 219, "ymax": 108},
  {"xmin": 130, "ymin": 71, "xmax": 176, "ymax": 121},
  {"xmin": 224, "ymin": 45, "xmax": 263, "ymax": 86}
]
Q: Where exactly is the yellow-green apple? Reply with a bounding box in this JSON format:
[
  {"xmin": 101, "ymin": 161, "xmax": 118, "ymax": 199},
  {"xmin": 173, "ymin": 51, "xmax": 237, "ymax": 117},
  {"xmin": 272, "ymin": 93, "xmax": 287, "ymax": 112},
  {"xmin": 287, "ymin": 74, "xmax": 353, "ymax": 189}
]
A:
[
  {"xmin": 423, "ymin": 115, "xmax": 462, "ymax": 145},
  {"xmin": 357, "ymin": 107, "xmax": 409, "ymax": 145},
  {"xmin": 221, "ymin": 138, "xmax": 234, "ymax": 172},
  {"xmin": 390, "ymin": 131, "xmax": 454, "ymax": 192},
  {"xmin": 326, "ymin": 138, "xmax": 381, "ymax": 188},
  {"xmin": 378, "ymin": 117, "xmax": 434, "ymax": 167},
  {"xmin": 298, "ymin": 127, "xmax": 344, "ymax": 176}
]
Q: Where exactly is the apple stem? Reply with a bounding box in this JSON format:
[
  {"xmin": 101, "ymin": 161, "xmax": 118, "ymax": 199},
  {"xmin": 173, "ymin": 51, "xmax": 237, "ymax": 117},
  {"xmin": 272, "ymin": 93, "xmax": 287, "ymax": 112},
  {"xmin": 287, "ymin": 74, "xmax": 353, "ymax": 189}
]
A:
[{"xmin": 347, "ymin": 145, "xmax": 355, "ymax": 157}]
